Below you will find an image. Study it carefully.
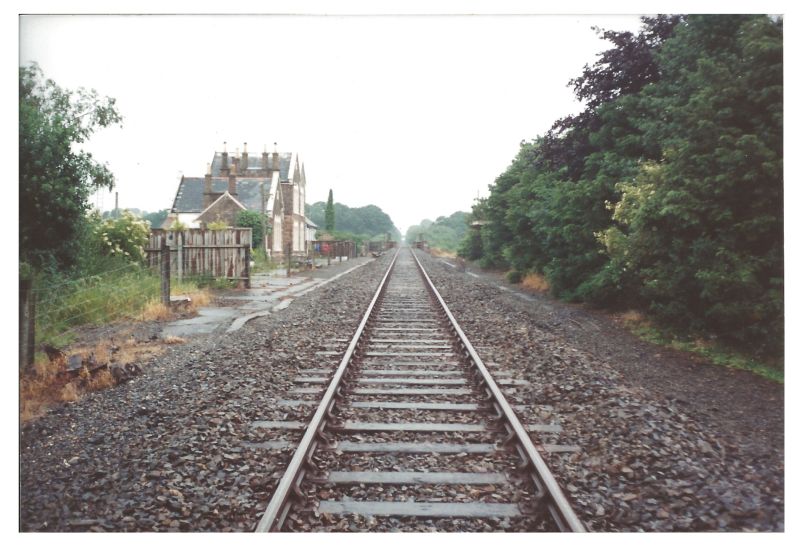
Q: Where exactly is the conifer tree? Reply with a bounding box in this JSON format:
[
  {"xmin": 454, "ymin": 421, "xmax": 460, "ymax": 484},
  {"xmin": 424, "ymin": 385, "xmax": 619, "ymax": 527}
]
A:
[{"xmin": 324, "ymin": 189, "xmax": 335, "ymax": 232}]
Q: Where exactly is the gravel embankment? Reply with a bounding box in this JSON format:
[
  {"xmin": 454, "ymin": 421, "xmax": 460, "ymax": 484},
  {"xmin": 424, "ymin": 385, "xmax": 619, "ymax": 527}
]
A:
[
  {"xmin": 19, "ymin": 255, "xmax": 392, "ymax": 532},
  {"xmin": 19, "ymin": 250, "xmax": 783, "ymax": 532},
  {"xmin": 415, "ymin": 252, "xmax": 784, "ymax": 532}
]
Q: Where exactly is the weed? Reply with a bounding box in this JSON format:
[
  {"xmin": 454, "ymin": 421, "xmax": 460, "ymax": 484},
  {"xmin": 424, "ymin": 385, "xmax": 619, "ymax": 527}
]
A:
[
  {"xmin": 20, "ymin": 335, "xmax": 171, "ymax": 423},
  {"xmin": 59, "ymin": 382, "xmax": 80, "ymax": 402},
  {"xmin": 251, "ymin": 247, "xmax": 279, "ymax": 273},
  {"xmin": 87, "ymin": 369, "xmax": 115, "ymax": 391},
  {"xmin": 429, "ymin": 248, "xmax": 457, "ymax": 259},
  {"xmin": 521, "ymin": 273, "xmax": 550, "ymax": 293},
  {"xmin": 185, "ymin": 288, "xmax": 211, "ymax": 309},
  {"xmin": 184, "ymin": 274, "xmax": 237, "ymax": 291},
  {"xmin": 140, "ymin": 300, "xmax": 171, "ymax": 321}
]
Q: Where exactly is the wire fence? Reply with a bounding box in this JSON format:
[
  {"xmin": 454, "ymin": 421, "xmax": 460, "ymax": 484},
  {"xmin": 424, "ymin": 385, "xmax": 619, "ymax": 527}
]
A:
[
  {"xmin": 18, "ymin": 231, "xmax": 360, "ymax": 369},
  {"xmin": 33, "ymin": 255, "xmax": 165, "ymax": 346},
  {"xmin": 19, "ymin": 250, "xmax": 172, "ymax": 369}
]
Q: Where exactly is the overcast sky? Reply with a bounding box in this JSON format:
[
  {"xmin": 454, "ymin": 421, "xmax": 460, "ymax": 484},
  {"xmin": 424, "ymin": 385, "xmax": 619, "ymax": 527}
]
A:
[{"xmin": 19, "ymin": 14, "xmax": 646, "ymax": 234}]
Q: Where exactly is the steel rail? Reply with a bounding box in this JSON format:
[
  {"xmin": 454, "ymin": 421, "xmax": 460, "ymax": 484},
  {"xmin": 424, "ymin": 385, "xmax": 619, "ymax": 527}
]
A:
[
  {"xmin": 255, "ymin": 248, "xmax": 400, "ymax": 532},
  {"xmin": 410, "ymin": 249, "xmax": 586, "ymax": 532}
]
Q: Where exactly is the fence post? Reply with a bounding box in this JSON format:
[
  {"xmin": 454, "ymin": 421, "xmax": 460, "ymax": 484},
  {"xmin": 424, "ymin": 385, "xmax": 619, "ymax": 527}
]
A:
[
  {"xmin": 19, "ymin": 279, "xmax": 35, "ymax": 370},
  {"xmin": 161, "ymin": 239, "xmax": 171, "ymax": 306},
  {"xmin": 177, "ymin": 231, "xmax": 183, "ymax": 282},
  {"xmin": 244, "ymin": 246, "xmax": 251, "ymax": 289}
]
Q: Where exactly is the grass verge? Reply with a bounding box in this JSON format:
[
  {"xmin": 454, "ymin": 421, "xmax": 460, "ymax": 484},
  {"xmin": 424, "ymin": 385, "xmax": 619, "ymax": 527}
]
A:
[
  {"xmin": 23, "ymin": 262, "xmax": 217, "ymax": 422},
  {"xmin": 618, "ymin": 310, "xmax": 783, "ymax": 383},
  {"xmin": 34, "ymin": 264, "xmax": 214, "ymax": 348}
]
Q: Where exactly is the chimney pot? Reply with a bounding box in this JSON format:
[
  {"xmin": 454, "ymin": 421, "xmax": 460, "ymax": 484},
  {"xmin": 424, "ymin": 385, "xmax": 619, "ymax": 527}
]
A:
[{"xmin": 221, "ymin": 145, "xmax": 229, "ymax": 174}]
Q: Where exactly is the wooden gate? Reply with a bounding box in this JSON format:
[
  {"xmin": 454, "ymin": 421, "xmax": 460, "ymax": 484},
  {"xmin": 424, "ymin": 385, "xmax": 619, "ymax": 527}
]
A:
[{"xmin": 146, "ymin": 228, "xmax": 252, "ymax": 283}]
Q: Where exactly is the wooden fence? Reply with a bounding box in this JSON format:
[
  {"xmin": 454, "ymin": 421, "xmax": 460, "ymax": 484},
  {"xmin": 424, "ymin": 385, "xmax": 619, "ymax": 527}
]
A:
[
  {"xmin": 309, "ymin": 240, "xmax": 357, "ymax": 262},
  {"xmin": 366, "ymin": 240, "xmax": 396, "ymax": 253},
  {"xmin": 146, "ymin": 228, "xmax": 252, "ymax": 285}
]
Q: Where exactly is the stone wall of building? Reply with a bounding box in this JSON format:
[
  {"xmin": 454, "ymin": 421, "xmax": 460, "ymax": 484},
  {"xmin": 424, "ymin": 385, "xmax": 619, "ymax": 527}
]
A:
[{"xmin": 196, "ymin": 196, "xmax": 244, "ymax": 227}]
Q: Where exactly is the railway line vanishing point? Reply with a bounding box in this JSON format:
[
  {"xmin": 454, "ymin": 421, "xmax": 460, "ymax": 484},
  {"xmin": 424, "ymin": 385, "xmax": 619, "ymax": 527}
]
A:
[{"xmin": 255, "ymin": 247, "xmax": 584, "ymax": 532}]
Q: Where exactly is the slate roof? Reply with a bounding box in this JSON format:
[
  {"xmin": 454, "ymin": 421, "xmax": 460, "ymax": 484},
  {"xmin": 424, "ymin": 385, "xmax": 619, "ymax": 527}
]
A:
[
  {"xmin": 210, "ymin": 152, "xmax": 292, "ymax": 180},
  {"xmin": 172, "ymin": 177, "xmax": 273, "ymax": 213}
]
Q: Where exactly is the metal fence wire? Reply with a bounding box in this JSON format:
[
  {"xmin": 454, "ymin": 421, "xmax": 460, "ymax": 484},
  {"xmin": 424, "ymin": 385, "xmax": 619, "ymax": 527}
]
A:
[
  {"xmin": 18, "ymin": 250, "xmax": 172, "ymax": 372},
  {"xmin": 29, "ymin": 255, "xmax": 167, "ymax": 350}
]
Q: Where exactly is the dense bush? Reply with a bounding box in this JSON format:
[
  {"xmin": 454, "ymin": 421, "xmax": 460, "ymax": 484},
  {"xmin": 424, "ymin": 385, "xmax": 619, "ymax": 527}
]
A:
[
  {"xmin": 87, "ymin": 211, "xmax": 150, "ymax": 263},
  {"xmin": 465, "ymin": 15, "xmax": 783, "ymax": 357},
  {"xmin": 235, "ymin": 210, "xmax": 269, "ymax": 250}
]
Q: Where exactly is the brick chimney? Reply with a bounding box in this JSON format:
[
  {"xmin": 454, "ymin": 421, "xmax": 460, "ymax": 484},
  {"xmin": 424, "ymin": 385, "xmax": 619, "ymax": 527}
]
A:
[
  {"xmin": 203, "ymin": 163, "xmax": 213, "ymax": 208},
  {"xmin": 228, "ymin": 163, "xmax": 237, "ymax": 196},
  {"xmin": 272, "ymin": 142, "xmax": 279, "ymax": 172},
  {"xmin": 262, "ymin": 145, "xmax": 269, "ymax": 175},
  {"xmin": 220, "ymin": 141, "xmax": 229, "ymax": 176},
  {"xmin": 241, "ymin": 142, "xmax": 248, "ymax": 173},
  {"xmin": 232, "ymin": 147, "xmax": 240, "ymax": 173}
]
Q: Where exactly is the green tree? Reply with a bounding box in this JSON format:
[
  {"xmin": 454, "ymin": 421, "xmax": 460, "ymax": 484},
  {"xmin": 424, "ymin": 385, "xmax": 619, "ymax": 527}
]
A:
[
  {"xmin": 235, "ymin": 210, "xmax": 270, "ymax": 250},
  {"xmin": 325, "ymin": 189, "xmax": 335, "ymax": 232},
  {"xmin": 405, "ymin": 211, "xmax": 468, "ymax": 252},
  {"xmin": 142, "ymin": 209, "xmax": 169, "ymax": 229},
  {"xmin": 601, "ymin": 15, "xmax": 783, "ymax": 354},
  {"xmin": 467, "ymin": 15, "xmax": 782, "ymax": 356},
  {"xmin": 308, "ymin": 200, "xmax": 400, "ymax": 240},
  {"xmin": 19, "ymin": 63, "xmax": 122, "ymax": 270}
]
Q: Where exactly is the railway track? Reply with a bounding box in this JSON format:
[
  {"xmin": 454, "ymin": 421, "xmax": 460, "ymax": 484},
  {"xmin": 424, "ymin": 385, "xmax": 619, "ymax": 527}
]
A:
[{"xmin": 256, "ymin": 247, "xmax": 585, "ymax": 532}]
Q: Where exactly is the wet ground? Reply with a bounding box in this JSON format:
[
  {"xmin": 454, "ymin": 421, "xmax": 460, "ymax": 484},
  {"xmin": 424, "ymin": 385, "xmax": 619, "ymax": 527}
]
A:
[{"xmin": 162, "ymin": 256, "xmax": 374, "ymax": 338}]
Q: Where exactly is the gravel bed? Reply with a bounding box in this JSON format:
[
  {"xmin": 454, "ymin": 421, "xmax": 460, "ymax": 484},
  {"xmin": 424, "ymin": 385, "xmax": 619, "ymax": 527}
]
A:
[
  {"xmin": 283, "ymin": 251, "xmax": 559, "ymax": 532},
  {"xmin": 21, "ymin": 248, "xmax": 783, "ymax": 532},
  {"xmin": 285, "ymin": 512, "xmax": 552, "ymax": 533},
  {"xmin": 415, "ymin": 251, "xmax": 784, "ymax": 532},
  {"xmin": 19, "ymin": 255, "xmax": 392, "ymax": 532}
]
